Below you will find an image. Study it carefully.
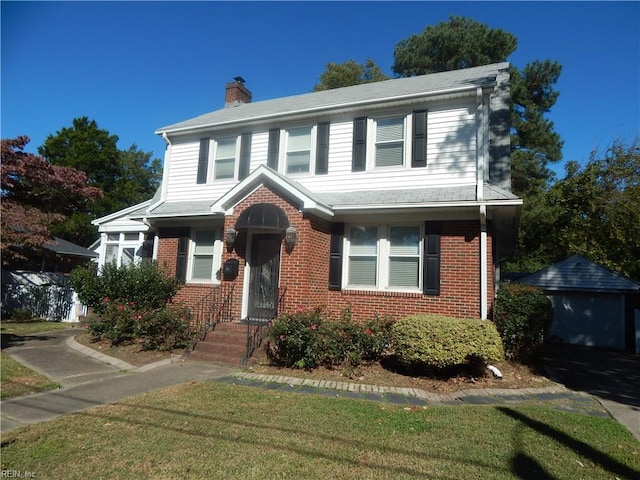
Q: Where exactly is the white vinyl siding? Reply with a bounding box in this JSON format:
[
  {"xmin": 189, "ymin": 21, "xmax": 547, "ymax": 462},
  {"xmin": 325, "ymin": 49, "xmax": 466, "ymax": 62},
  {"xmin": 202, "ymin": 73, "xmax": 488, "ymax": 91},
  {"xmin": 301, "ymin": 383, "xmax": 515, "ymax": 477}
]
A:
[
  {"xmin": 163, "ymin": 99, "xmax": 478, "ymax": 202},
  {"xmin": 374, "ymin": 117, "xmax": 405, "ymax": 168},
  {"xmin": 286, "ymin": 127, "xmax": 312, "ymax": 174},
  {"xmin": 346, "ymin": 224, "xmax": 422, "ymax": 291},
  {"xmin": 214, "ymin": 137, "xmax": 237, "ymax": 180},
  {"xmin": 189, "ymin": 229, "xmax": 222, "ymax": 283}
]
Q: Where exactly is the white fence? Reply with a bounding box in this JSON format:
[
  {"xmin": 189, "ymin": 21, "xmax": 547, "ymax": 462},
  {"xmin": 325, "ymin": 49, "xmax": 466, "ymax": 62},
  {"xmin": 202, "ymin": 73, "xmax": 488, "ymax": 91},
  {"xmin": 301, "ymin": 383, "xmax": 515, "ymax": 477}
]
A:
[{"xmin": 1, "ymin": 270, "xmax": 86, "ymax": 322}]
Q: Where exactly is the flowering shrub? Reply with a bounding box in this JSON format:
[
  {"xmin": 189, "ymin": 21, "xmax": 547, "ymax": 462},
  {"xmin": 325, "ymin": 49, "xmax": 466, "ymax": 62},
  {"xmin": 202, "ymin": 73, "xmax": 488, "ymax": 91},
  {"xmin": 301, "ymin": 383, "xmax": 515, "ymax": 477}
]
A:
[
  {"xmin": 86, "ymin": 297, "xmax": 190, "ymax": 350},
  {"xmin": 265, "ymin": 306, "xmax": 393, "ymax": 370}
]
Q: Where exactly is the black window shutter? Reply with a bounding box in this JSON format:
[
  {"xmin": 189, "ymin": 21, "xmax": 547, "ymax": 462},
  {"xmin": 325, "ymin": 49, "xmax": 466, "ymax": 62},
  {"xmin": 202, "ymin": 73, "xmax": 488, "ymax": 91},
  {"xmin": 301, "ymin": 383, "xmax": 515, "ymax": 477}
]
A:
[
  {"xmin": 267, "ymin": 128, "xmax": 280, "ymax": 170},
  {"xmin": 328, "ymin": 223, "xmax": 344, "ymax": 291},
  {"xmin": 316, "ymin": 122, "xmax": 330, "ymax": 175},
  {"xmin": 423, "ymin": 221, "xmax": 441, "ymax": 295},
  {"xmin": 239, "ymin": 133, "xmax": 252, "ymax": 180},
  {"xmin": 352, "ymin": 117, "xmax": 367, "ymax": 172},
  {"xmin": 412, "ymin": 110, "xmax": 427, "ymax": 168},
  {"xmin": 197, "ymin": 138, "xmax": 210, "ymax": 184},
  {"xmin": 175, "ymin": 228, "xmax": 190, "ymax": 282}
]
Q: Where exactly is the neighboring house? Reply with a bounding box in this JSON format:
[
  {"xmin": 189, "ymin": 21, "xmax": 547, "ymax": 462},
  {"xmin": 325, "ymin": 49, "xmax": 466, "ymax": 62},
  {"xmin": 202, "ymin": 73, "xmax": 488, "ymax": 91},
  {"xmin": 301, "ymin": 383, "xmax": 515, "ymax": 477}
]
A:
[
  {"xmin": 519, "ymin": 255, "xmax": 640, "ymax": 352},
  {"xmin": 1, "ymin": 238, "xmax": 97, "ymax": 322},
  {"xmin": 93, "ymin": 63, "xmax": 521, "ymax": 326}
]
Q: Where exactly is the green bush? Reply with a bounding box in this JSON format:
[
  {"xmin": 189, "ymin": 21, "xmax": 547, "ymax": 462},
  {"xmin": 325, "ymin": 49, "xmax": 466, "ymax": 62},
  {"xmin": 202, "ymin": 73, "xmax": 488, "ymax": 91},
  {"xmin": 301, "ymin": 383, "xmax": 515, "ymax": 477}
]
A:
[
  {"xmin": 87, "ymin": 299, "xmax": 137, "ymax": 346},
  {"xmin": 71, "ymin": 261, "xmax": 181, "ymax": 315},
  {"xmin": 493, "ymin": 282, "xmax": 553, "ymax": 362},
  {"xmin": 265, "ymin": 307, "xmax": 393, "ymax": 370},
  {"xmin": 137, "ymin": 305, "xmax": 191, "ymax": 351},
  {"xmin": 391, "ymin": 314, "xmax": 504, "ymax": 371}
]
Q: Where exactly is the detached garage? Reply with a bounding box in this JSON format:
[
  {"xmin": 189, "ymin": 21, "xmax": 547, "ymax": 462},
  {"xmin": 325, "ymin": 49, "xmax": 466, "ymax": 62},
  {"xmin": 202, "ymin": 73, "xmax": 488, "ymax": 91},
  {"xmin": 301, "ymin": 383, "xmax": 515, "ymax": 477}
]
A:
[{"xmin": 518, "ymin": 256, "xmax": 640, "ymax": 352}]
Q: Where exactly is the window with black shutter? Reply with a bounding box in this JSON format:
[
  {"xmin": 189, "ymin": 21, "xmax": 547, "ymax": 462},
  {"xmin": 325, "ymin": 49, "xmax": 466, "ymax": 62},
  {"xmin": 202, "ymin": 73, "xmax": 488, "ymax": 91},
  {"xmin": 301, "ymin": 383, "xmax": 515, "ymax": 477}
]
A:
[
  {"xmin": 175, "ymin": 228, "xmax": 190, "ymax": 282},
  {"xmin": 316, "ymin": 122, "xmax": 330, "ymax": 175},
  {"xmin": 267, "ymin": 128, "xmax": 280, "ymax": 170},
  {"xmin": 352, "ymin": 117, "xmax": 367, "ymax": 172},
  {"xmin": 423, "ymin": 221, "xmax": 441, "ymax": 295},
  {"xmin": 328, "ymin": 223, "xmax": 344, "ymax": 290},
  {"xmin": 196, "ymin": 139, "xmax": 210, "ymax": 184},
  {"xmin": 239, "ymin": 133, "xmax": 252, "ymax": 180},
  {"xmin": 412, "ymin": 110, "xmax": 427, "ymax": 168}
]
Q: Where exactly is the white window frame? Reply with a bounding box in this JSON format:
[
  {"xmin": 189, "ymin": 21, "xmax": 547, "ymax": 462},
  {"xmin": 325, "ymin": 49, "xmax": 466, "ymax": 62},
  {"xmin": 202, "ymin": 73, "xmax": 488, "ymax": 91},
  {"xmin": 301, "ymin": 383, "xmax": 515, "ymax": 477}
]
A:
[
  {"xmin": 344, "ymin": 223, "xmax": 423, "ymax": 292},
  {"xmin": 212, "ymin": 136, "xmax": 240, "ymax": 181},
  {"xmin": 187, "ymin": 228, "xmax": 223, "ymax": 284},
  {"xmin": 102, "ymin": 232, "xmax": 145, "ymax": 268},
  {"xmin": 282, "ymin": 124, "xmax": 316, "ymax": 175},
  {"xmin": 368, "ymin": 114, "xmax": 409, "ymax": 170}
]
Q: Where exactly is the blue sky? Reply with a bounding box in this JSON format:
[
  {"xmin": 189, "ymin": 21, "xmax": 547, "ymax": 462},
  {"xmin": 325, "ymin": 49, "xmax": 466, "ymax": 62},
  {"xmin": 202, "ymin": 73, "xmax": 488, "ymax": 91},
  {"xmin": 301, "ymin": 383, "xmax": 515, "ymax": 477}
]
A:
[{"xmin": 2, "ymin": 1, "xmax": 638, "ymax": 179}]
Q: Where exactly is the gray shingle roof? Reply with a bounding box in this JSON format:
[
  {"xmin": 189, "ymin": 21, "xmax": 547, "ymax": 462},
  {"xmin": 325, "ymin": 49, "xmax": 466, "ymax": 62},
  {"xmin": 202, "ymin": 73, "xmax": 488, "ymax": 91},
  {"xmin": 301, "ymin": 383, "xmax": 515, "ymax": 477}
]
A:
[
  {"xmin": 519, "ymin": 255, "xmax": 640, "ymax": 292},
  {"xmin": 157, "ymin": 63, "xmax": 509, "ymax": 133},
  {"xmin": 45, "ymin": 237, "xmax": 98, "ymax": 258}
]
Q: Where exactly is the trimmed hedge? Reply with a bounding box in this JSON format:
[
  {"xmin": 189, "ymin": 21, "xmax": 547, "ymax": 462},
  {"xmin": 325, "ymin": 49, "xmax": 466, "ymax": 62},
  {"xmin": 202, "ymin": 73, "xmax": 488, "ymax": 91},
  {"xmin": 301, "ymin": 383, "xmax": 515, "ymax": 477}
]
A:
[
  {"xmin": 391, "ymin": 314, "xmax": 504, "ymax": 370},
  {"xmin": 493, "ymin": 282, "xmax": 553, "ymax": 362}
]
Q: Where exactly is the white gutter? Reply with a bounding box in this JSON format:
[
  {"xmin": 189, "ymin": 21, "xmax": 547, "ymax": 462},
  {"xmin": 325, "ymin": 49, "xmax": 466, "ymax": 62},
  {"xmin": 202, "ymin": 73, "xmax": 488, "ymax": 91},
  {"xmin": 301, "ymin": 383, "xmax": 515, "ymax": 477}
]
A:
[
  {"xmin": 156, "ymin": 84, "xmax": 484, "ymax": 135},
  {"xmin": 479, "ymin": 204, "xmax": 488, "ymax": 319},
  {"xmin": 332, "ymin": 198, "xmax": 523, "ymax": 213}
]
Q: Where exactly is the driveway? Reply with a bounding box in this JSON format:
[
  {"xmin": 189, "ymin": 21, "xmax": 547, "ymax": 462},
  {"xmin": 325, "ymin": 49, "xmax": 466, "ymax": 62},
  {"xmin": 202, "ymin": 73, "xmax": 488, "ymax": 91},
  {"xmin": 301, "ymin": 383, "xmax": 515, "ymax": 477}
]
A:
[{"xmin": 542, "ymin": 343, "xmax": 640, "ymax": 440}]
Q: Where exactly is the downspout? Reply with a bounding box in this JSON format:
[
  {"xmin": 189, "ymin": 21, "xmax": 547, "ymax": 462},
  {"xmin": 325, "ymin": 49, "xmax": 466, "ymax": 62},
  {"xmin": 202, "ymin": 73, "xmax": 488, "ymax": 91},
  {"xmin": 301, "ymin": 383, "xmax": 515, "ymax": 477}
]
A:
[
  {"xmin": 479, "ymin": 205, "xmax": 488, "ymax": 320},
  {"xmin": 476, "ymin": 87, "xmax": 485, "ymax": 202}
]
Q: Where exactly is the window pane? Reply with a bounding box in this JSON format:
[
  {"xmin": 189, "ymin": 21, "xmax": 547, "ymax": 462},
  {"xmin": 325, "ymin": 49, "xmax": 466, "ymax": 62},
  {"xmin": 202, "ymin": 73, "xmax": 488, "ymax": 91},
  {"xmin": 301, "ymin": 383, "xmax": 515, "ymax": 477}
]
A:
[
  {"xmin": 287, "ymin": 127, "xmax": 311, "ymax": 150},
  {"xmin": 286, "ymin": 151, "xmax": 310, "ymax": 173},
  {"xmin": 122, "ymin": 248, "xmax": 135, "ymax": 266},
  {"xmin": 349, "ymin": 257, "xmax": 377, "ymax": 285},
  {"xmin": 216, "ymin": 138, "xmax": 236, "ymax": 158},
  {"xmin": 107, "ymin": 233, "xmax": 119, "ymax": 241},
  {"xmin": 194, "ymin": 230, "xmax": 215, "ymax": 255},
  {"xmin": 192, "ymin": 256, "xmax": 214, "ymax": 280},
  {"xmin": 390, "ymin": 226, "xmax": 420, "ymax": 255},
  {"xmin": 105, "ymin": 245, "xmax": 118, "ymax": 264},
  {"xmin": 389, "ymin": 257, "xmax": 419, "ymax": 287},
  {"xmin": 376, "ymin": 143, "xmax": 404, "ymax": 167},
  {"xmin": 376, "ymin": 117, "xmax": 403, "ymax": 142},
  {"xmin": 215, "ymin": 158, "xmax": 235, "ymax": 179},
  {"xmin": 123, "ymin": 233, "xmax": 138, "ymax": 241},
  {"xmin": 349, "ymin": 227, "xmax": 377, "ymax": 255}
]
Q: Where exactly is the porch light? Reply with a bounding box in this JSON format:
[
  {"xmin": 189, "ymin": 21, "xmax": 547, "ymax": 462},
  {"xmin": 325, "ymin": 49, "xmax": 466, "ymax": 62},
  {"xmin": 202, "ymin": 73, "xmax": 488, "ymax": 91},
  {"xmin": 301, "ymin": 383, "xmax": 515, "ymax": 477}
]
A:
[
  {"xmin": 285, "ymin": 226, "xmax": 297, "ymax": 249},
  {"xmin": 225, "ymin": 227, "xmax": 238, "ymax": 251}
]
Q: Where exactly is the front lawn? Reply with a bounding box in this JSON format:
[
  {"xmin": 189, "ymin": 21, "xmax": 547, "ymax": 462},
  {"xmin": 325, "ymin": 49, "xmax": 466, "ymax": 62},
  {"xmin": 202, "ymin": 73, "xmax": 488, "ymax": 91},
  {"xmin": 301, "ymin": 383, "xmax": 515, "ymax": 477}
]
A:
[
  {"xmin": 2, "ymin": 381, "xmax": 638, "ymax": 479},
  {"xmin": 0, "ymin": 352, "xmax": 59, "ymax": 399},
  {"xmin": 1, "ymin": 320, "xmax": 74, "ymax": 336}
]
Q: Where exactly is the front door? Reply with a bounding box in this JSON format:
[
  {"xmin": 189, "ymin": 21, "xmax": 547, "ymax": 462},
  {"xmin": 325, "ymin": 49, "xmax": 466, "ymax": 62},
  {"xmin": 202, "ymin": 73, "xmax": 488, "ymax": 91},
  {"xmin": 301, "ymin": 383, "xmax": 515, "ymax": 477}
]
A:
[{"xmin": 247, "ymin": 233, "xmax": 281, "ymax": 320}]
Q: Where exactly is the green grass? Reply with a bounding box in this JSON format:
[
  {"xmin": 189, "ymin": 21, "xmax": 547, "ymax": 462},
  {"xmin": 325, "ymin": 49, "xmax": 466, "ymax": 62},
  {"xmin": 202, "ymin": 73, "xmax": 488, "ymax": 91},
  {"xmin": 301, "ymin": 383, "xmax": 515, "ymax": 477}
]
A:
[
  {"xmin": 1, "ymin": 381, "xmax": 638, "ymax": 479},
  {"xmin": 1, "ymin": 320, "xmax": 73, "ymax": 336},
  {"xmin": 0, "ymin": 352, "xmax": 59, "ymax": 399}
]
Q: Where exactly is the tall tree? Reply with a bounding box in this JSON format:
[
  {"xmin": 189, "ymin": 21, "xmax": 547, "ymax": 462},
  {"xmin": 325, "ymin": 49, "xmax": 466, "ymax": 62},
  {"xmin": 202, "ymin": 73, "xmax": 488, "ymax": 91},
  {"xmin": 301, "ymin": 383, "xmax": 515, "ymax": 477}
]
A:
[
  {"xmin": 1, "ymin": 137, "xmax": 102, "ymax": 266},
  {"xmin": 392, "ymin": 15, "xmax": 517, "ymax": 76},
  {"xmin": 38, "ymin": 117, "xmax": 162, "ymax": 246},
  {"xmin": 313, "ymin": 59, "xmax": 389, "ymax": 91},
  {"xmin": 546, "ymin": 139, "xmax": 640, "ymax": 279},
  {"xmin": 392, "ymin": 15, "xmax": 563, "ymax": 199}
]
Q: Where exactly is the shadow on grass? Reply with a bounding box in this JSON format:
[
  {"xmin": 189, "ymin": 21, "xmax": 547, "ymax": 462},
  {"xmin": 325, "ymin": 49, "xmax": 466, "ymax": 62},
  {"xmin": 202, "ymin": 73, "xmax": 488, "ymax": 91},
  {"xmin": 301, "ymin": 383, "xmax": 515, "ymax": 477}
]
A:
[{"xmin": 498, "ymin": 407, "xmax": 639, "ymax": 480}]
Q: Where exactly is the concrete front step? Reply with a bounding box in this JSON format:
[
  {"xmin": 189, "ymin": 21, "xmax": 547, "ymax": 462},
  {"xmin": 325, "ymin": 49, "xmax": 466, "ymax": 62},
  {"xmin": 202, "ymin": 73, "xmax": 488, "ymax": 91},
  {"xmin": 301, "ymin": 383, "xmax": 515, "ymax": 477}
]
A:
[{"xmin": 190, "ymin": 321, "xmax": 265, "ymax": 366}]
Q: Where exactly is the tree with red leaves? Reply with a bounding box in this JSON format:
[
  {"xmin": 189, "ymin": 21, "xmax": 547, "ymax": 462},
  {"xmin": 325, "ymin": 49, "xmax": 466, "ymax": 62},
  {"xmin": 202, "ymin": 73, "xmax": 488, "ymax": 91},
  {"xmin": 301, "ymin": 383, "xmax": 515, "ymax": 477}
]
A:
[{"xmin": 1, "ymin": 136, "xmax": 102, "ymax": 266}]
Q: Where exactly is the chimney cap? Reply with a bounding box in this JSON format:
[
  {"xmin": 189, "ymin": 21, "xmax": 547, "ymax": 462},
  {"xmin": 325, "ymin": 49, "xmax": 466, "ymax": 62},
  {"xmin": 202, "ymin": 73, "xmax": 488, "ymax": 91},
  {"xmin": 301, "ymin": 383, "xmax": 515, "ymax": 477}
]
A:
[{"xmin": 233, "ymin": 76, "xmax": 246, "ymax": 84}]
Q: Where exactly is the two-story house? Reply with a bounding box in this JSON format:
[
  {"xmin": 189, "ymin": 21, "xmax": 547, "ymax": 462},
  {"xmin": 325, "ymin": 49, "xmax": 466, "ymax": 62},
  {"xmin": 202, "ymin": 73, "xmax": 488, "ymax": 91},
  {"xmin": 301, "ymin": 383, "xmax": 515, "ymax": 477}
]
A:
[{"xmin": 93, "ymin": 63, "xmax": 521, "ymax": 334}]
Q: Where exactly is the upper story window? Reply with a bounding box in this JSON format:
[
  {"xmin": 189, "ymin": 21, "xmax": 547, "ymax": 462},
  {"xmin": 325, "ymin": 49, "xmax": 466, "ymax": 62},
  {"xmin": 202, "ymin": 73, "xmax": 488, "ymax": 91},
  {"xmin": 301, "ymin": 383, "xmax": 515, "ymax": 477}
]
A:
[
  {"xmin": 345, "ymin": 224, "xmax": 422, "ymax": 291},
  {"xmin": 286, "ymin": 126, "xmax": 312, "ymax": 174},
  {"xmin": 214, "ymin": 137, "xmax": 237, "ymax": 180},
  {"xmin": 374, "ymin": 116, "xmax": 405, "ymax": 168}
]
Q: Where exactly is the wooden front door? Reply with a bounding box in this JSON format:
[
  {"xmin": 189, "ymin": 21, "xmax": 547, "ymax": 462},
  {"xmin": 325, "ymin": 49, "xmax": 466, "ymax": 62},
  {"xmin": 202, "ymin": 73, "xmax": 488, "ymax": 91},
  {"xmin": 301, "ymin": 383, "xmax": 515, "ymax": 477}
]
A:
[{"xmin": 247, "ymin": 234, "xmax": 281, "ymax": 320}]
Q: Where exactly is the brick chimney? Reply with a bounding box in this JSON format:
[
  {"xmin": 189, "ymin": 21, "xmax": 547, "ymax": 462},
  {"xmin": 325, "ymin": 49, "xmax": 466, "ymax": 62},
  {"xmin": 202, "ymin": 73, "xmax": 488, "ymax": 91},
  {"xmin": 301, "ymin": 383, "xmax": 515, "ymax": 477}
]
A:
[{"xmin": 225, "ymin": 76, "xmax": 252, "ymax": 107}]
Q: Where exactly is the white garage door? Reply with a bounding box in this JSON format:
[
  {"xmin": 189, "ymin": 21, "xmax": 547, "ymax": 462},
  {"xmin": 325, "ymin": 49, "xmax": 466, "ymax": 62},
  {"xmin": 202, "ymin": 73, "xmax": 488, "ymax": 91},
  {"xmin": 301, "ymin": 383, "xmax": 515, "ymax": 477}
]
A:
[{"xmin": 549, "ymin": 292, "xmax": 625, "ymax": 349}]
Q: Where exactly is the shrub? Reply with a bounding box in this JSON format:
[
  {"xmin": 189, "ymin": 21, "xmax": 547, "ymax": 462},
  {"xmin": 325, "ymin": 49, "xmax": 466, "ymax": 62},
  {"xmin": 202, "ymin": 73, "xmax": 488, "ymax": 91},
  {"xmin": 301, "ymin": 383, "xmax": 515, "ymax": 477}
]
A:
[
  {"xmin": 71, "ymin": 261, "xmax": 181, "ymax": 315},
  {"xmin": 265, "ymin": 307, "xmax": 393, "ymax": 370},
  {"xmin": 87, "ymin": 299, "xmax": 138, "ymax": 346},
  {"xmin": 391, "ymin": 314, "xmax": 504, "ymax": 371},
  {"xmin": 493, "ymin": 282, "xmax": 553, "ymax": 362},
  {"xmin": 137, "ymin": 305, "xmax": 191, "ymax": 351}
]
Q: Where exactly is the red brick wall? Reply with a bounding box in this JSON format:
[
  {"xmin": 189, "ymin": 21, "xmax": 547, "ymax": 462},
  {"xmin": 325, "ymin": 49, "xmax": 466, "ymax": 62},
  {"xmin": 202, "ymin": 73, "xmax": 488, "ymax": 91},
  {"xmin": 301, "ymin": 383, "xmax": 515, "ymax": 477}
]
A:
[{"xmin": 155, "ymin": 189, "xmax": 496, "ymax": 322}]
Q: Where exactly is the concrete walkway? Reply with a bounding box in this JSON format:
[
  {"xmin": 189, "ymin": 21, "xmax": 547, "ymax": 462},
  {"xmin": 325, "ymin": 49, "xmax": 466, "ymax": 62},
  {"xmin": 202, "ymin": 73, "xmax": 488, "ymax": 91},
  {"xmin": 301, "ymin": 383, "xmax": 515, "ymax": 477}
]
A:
[{"xmin": 1, "ymin": 329, "xmax": 638, "ymax": 442}]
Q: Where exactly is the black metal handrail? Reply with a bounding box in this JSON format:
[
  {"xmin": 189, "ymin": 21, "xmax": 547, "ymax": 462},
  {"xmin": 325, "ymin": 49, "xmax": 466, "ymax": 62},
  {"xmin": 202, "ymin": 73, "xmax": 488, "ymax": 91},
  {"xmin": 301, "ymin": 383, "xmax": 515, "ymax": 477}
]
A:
[
  {"xmin": 187, "ymin": 283, "xmax": 235, "ymax": 348},
  {"xmin": 244, "ymin": 286, "xmax": 287, "ymax": 364}
]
